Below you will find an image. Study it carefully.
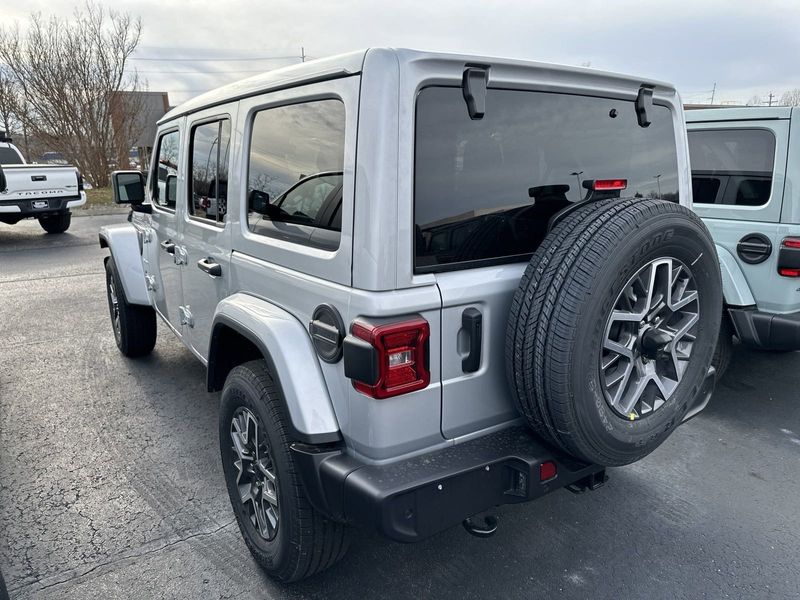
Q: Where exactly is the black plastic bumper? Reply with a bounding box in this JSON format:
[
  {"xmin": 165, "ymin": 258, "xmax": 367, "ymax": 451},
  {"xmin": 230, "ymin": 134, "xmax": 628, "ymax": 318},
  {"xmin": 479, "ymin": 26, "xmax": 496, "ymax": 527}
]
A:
[
  {"xmin": 292, "ymin": 426, "xmax": 605, "ymax": 543},
  {"xmin": 728, "ymin": 306, "xmax": 800, "ymax": 351}
]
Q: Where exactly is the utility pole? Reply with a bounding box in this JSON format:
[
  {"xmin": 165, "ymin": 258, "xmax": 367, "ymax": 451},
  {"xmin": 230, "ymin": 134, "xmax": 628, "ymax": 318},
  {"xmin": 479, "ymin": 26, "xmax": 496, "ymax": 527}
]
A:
[
  {"xmin": 301, "ymin": 47, "xmax": 305, "ymax": 63},
  {"xmin": 710, "ymin": 82, "xmax": 716, "ymax": 105},
  {"xmin": 766, "ymin": 92, "xmax": 775, "ymax": 107}
]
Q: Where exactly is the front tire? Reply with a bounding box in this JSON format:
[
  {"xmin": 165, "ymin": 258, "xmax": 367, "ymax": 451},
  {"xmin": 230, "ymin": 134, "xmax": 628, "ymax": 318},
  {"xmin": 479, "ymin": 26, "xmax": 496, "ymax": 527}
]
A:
[
  {"xmin": 39, "ymin": 211, "xmax": 71, "ymax": 234},
  {"xmin": 219, "ymin": 360, "xmax": 349, "ymax": 582},
  {"xmin": 105, "ymin": 258, "xmax": 156, "ymax": 357}
]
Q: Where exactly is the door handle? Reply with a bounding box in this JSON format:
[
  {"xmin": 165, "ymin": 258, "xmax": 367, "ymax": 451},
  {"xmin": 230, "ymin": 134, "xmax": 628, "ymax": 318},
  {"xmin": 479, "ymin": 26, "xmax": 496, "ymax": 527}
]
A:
[
  {"xmin": 160, "ymin": 240, "xmax": 175, "ymax": 254},
  {"xmin": 461, "ymin": 308, "xmax": 482, "ymax": 373},
  {"xmin": 197, "ymin": 257, "xmax": 222, "ymax": 277}
]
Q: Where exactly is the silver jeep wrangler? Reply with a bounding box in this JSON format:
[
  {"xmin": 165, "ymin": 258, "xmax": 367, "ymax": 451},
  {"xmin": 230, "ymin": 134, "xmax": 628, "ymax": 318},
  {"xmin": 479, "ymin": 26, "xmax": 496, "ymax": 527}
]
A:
[{"xmin": 100, "ymin": 48, "xmax": 720, "ymax": 582}]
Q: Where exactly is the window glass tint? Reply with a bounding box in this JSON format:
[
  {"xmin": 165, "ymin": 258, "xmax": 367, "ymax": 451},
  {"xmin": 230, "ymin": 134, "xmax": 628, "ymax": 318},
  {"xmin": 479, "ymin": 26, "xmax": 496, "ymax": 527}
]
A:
[
  {"xmin": 0, "ymin": 147, "xmax": 22, "ymax": 164},
  {"xmin": 189, "ymin": 119, "xmax": 231, "ymax": 223},
  {"xmin": 688, "ymin": 129, "xmax": 775, "ymax": 206},
  {"xmin": 414, "ymin": 87, "xmax": 680, "ymax": 272},
  {"xmin": 153, "ymin": 130, "xmax": 180, "ymax": 209},
  {"xmin": 247, "ymin": 100, "xmax": 345, "ymax": 248}
]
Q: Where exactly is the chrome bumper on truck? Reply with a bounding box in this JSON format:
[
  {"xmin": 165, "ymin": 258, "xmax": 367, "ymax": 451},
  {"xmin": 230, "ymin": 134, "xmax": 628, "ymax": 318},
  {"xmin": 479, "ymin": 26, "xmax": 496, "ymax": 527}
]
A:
[
  {"xmin": 0, "ymin": 195, "xmax": 85, "ymax": 221},
  {"xmin": 294, "ymin": 367, "xmax": 715, "ymax": 543}
]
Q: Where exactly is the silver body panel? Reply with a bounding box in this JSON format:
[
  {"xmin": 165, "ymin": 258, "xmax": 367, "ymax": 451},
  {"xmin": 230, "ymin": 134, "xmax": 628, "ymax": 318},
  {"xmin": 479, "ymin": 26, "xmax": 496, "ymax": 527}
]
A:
[{"xmin": 103, "ymin": 48, "xmax": 692, "ymax": 462}]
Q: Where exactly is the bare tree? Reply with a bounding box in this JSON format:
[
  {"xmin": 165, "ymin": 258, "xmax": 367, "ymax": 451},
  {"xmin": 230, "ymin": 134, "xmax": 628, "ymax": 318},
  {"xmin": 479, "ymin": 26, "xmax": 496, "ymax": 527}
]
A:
[
  {"xmin": 0, "ymin": 69, "xmax": 17, "ymax": 134},
  {"xmin": 746, "ymin": 95, "xmax": 762, "ymax": 107},
  {"xmin": 780, "ymin": 89, "xmax": 800, "ymax": 107},
  {"xmin": 0, "ymin": 3, "xmax": 143, "ymax": 186}
]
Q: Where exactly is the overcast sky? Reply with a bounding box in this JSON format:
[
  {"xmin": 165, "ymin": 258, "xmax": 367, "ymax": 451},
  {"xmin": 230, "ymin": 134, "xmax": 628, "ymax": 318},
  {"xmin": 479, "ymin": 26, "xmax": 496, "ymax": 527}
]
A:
[{"xmin": 1, "ymin": 0, "xmax": 798, "ymax": 107}]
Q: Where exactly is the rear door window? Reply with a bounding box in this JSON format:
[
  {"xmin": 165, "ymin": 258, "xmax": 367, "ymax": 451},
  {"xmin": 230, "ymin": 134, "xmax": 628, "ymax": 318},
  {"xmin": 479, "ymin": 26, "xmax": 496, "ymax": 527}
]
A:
[
  {"xmin": 246, "ymin": 99, "xmax": 345, "ymax": 250},
  {"xmin": 414, "ymin": 87, "xmax": 680, "ymax": 272},
  {"xmin": 189, "ymin": 119, "xmax": 231, "ymax": 224},
  {"xmin": 688, "ymin": 129, "xmax": 776, "ymax": 206}
]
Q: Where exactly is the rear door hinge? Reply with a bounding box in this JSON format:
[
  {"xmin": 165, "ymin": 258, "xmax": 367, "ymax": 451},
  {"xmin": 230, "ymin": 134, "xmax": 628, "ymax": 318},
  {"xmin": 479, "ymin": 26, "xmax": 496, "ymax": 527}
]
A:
[{"xmin": 145, "ymin": 274, "xmax": 157, "ymax": 291}]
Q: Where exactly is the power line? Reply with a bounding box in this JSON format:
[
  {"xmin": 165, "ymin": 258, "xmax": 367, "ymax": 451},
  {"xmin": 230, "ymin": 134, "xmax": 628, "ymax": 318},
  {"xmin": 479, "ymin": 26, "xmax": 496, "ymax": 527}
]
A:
[
  {"xmin": 130, "ymin": 55, "xmax": 301, "ymax": 62},
  {"xmin": 132, "ymin": 68, "xmax": 280, "ymax": 74}
]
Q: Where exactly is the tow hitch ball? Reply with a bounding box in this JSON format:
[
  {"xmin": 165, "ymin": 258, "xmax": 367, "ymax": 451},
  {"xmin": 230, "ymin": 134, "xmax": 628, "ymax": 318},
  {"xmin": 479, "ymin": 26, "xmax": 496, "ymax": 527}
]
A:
[{"xmin": 463, "ymin": 514, "xmax": 499, "ymax": 538}]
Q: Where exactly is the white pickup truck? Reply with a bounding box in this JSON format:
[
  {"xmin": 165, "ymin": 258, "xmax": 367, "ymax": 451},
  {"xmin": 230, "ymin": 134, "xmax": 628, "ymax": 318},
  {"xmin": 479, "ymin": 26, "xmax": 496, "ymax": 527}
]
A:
[{"xmin": 0, "ymin": 134, "xmax": 86, "ymax": 233}]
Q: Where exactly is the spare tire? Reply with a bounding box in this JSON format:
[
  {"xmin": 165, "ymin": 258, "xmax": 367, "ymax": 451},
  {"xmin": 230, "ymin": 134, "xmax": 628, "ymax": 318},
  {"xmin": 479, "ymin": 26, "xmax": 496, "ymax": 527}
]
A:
[{"xmin": 507, "ymin": 198, "xmax": 721, "ymax": 466}]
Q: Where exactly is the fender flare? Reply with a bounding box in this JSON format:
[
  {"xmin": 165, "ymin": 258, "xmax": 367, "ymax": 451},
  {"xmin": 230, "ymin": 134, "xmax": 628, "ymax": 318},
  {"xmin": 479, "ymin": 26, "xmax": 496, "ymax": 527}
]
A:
[
  {"xmin": 715, "ymin": 243, "xmax": 756, "ymax": 307},
  {"xmin": 209, "ymin": 293, "xmax": 342, "ymax": 444},
  {"xmin": 98, "ymin": 223, "xmax": 150, "ymax": 306}
]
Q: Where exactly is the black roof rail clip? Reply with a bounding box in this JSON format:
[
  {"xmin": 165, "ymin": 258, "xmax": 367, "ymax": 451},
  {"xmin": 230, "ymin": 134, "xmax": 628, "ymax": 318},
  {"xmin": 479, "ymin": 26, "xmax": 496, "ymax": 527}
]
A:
[
  {"xmin": 462, "ymin": 65, "xmax": 490, "ymax": 120},
  {"xmin": 635, "ymin": 85, "xmax": 655, "ymax": 128}
]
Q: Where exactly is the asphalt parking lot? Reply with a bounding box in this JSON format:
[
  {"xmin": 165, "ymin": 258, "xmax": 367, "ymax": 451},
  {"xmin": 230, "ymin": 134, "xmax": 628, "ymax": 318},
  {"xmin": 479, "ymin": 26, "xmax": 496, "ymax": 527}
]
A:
[{"xmin": 1, "ymin": 213, "xmax": 799, "ymax": 599}]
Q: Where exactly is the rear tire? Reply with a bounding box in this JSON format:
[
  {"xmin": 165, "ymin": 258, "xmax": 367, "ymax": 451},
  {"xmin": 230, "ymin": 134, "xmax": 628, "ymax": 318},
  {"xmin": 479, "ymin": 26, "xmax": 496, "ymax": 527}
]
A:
[
  {"xmin": 105, "ymin": 258, "xmax": 156, "ymax": 357},
  {"xmin": 39, "ymin": 211, "xmax": 71, "ymax": 234},
  {"xmin": 219, "ymin": 360, "xmax": 349, "ymax": 582},
  {"xmin": 711, "ymin": 313, "xmax": 734, "ymax": 380},
  {"xmin": 507, "ymin": 199, "xmax": 721, "ymax": 466}
]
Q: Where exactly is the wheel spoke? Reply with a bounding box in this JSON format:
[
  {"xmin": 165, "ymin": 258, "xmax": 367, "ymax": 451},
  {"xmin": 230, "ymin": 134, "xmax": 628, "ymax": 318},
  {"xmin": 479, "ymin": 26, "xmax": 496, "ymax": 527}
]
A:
[
  {"xmin": 229, "ymin": 407, "xmax": 279, "ymax": 541},
  {"xmin": 601, "ymin": 257, "xmax": 700, "ymax": 420},
  {"xmin": 604, "ymin": 338, "xmax": 634, "ymax": 359}
]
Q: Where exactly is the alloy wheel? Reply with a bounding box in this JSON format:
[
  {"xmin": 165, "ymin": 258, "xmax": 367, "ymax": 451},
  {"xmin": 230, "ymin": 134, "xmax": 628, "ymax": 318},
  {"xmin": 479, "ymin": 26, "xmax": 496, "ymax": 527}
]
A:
[
  {"xmin": 600, "ymin": 257, "xmax": 700, "ymax": 419},
  {"xmin": 230, "ymin": 407, "xmax": 279, "ymax": 540}
]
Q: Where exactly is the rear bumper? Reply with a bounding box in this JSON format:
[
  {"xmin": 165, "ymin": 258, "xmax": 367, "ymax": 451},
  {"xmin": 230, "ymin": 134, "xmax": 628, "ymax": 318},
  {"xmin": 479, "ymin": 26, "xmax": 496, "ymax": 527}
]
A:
[
  {"xmin": 293, "ymin": 426, "xmax": 605, "ymax": 543},
  {"xmin": 728, "ymin": 306, "xmax": 800, "ymax": 351},
  {"xmin": 294, "ymin": 369, "xmax": 715, "ymax": 543},
  {"xmin": 0, "ymin": 192, "xmax": 84, "ymax": 217}
]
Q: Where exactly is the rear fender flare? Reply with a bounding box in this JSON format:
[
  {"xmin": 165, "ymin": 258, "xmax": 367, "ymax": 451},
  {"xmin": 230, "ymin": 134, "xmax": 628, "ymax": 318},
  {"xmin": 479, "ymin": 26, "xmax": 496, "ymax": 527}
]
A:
[
  {"xmin": 209, "ymin": 293, "xmax": 342, "ymax": 444},
  {"xmin": 716, "ymin": 243, "xmax": 756, "ymax": 307}
]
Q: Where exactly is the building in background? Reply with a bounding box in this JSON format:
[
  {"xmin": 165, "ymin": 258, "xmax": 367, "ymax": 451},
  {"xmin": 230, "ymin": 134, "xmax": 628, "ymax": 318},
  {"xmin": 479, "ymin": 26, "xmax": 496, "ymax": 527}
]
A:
[{"xmin": 111, "ymin": 90, "xmax": 170, "ymax": 170}]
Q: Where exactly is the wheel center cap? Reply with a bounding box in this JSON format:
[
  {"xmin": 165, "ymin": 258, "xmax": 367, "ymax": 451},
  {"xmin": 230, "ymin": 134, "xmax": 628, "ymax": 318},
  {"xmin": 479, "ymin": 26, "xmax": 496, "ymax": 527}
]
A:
[{"xmin": 641, "ymin": 328, "xmax": 672, "ymax": 360}]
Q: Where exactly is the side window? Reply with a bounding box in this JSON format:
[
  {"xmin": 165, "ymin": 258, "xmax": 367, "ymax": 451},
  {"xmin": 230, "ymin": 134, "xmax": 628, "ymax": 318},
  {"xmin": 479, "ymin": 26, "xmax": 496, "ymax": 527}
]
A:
[
  {"xmin": 152, "ymin": 130, "xmax": 180, "ymax": 210},
  {"xmin": 189, "ymin": 119, "xmax": 231, "ymax": 224},
  {"xmin": 246, "ymin": 99, "xmax": 345, "ymax": 248},
  {"xmin": 688, "ymin": 129, "xmax": 776, "ymax": 206}
]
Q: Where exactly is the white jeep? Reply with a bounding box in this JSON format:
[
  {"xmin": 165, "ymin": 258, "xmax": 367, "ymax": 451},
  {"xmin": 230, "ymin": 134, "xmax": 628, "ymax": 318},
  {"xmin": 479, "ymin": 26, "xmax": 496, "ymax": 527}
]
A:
[{"xmin": 100, "ymin": 48, "xmax": 721, "ymax": 582}]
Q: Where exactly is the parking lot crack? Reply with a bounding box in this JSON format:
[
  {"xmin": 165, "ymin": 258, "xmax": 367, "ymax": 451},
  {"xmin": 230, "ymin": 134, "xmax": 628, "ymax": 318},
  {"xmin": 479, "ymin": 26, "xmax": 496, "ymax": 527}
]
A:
[{"xmin": 13, "ymin": 520, "xmax": 237, "ymax": 595}]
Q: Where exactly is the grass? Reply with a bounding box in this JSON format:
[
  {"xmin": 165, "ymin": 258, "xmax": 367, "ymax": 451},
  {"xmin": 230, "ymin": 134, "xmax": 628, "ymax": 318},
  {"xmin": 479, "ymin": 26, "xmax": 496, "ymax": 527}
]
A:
[{"xmin": 82, "ymin": 187, "xmax": 114, "ymax": 208}]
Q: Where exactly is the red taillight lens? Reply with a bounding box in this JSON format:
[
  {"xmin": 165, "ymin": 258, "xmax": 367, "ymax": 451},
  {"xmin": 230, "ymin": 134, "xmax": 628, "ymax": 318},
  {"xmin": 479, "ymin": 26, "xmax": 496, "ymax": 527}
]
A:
[
  {"xmin": 539, "ymin": 461, "xmax": 557, "ymax": 482},
  {"xmin": 593, "ymin": 179, "xmax": 627, "ymax": 191},
  {"xmin": 782, "ymin": 237, "xmax": 800, "ymax": 249},
  {"xmin": 350, "ymin": 318, "xmax": 430, "ymax": 399},
  {"xmin": 779, "ymin": 268, "xmax": 800, "ymax": 277}
]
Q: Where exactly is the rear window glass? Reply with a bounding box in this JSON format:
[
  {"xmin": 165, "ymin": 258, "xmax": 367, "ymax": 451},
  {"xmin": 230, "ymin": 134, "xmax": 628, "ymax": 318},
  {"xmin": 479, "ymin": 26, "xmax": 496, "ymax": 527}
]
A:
[
  {"xmin": 0, "ymin": 147, "xmax": 22, "ymax": 164},
  {"xmin": 414, "ymin": 87, "xmax": 680, "ymax": 272},
  {"xmin": 688, "ymin": 129, "xmax": 775, "ymax": 206}
]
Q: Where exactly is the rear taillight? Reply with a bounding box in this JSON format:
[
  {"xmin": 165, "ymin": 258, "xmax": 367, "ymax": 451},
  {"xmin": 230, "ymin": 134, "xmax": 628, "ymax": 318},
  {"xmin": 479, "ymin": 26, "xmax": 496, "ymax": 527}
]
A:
[
  {"xmin": 592, "ymin": 179, "xmax": 627, "ymax": 191},
  {"xmin": 76, "ymin": 172, "xmax": 84, "ymax": 192},
  {"xmin": 778, "ymin": 238, "xmax": 800, "ymax": 277},
  {"xmin": 347, "ymin": 318, "xmax": 430, "ymax": 399}
]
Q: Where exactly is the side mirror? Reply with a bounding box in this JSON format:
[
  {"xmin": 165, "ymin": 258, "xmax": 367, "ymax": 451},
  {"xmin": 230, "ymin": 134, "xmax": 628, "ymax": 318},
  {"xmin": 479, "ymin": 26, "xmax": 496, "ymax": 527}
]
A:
[
  {"xmin": 164, "ymin": 174, "xmax": 178, "ymax": 208},
  {"xmin": 248, "ymin": 189, "xmax": 271, "ymax": 215},
  {"xmin": 111, "ymin": 170, "xmax": 145, "ymax": 205}
]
